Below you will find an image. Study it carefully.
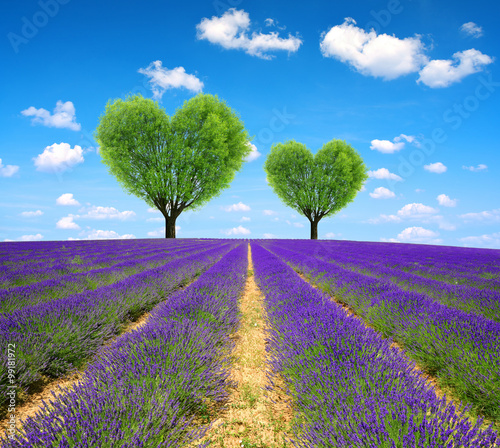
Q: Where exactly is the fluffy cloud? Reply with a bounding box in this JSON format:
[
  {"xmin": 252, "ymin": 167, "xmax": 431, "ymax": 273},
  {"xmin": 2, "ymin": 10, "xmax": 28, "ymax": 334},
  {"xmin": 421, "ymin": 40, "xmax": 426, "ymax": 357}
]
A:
[
  {"xmin": 56, "ymin": 193, "xmax": 80, "ymax": 206},
  {"xmin": 20, "ymin": 210, "xmax": 43, "ymax": 218},
  {"xmin": 138, "ymin": 60, "xmax": 203, "ymax": 100},
  {"xmin": 263, "ymin": 209, "xmax": 277, "ymax": 216},
  {"xmin": 418, "ymin": 49, "xmax": 493, "ymax": 88},
  {"xmin": 0, "ymin": 159, "xmax": 19, "ymax": 177},
  {"xmin": 147, "ymin": 226, "xmax": 180, "ymax": 237},
  {"xmin": 463, "ymin": 164, "xmax": 487, "ymax": 172},
  {"xmin": 370, "ymin": 134, "xmax": 415, "ymax": 154},
  {"xmin": 147, "ymin": 217, "xmax": 163, "ymax": 223},
  {"xmin": 320, "ymin": 18, "xmax": 427, "ymax": 80},
  {"xmin": 397, "ymin": 203, "xmax": 439, "ymax": 218},
  {"xmin": 397, "ymin": 226, "xmax": 441, "ymax": 244},
  {"xmin": 21, "ymin": 100, "xmax": 81, "ymax": 131},
  {"xmin": 56, "ymin": 215, "xmax": 80, "ymax": 230},
  {"xmin": 460, "ymin": 208, "xmax": 500, "ymax": 223},
  {"xmin": 79, "ymin": 206, "xmax": 136, "ymax": 220},
  {"xmin": 293, "ymin": 222, "xmax": 304, "ymax": 228},
  {"xmin": 239, "ymin": 216, "xmax": 251, "ymax": 222},
  {"xmin": 459, "ymin": 232, "xmax": 500, "ymax": 249},
  {"xmin": 196, "ymin": 8, "xmax": 302, "ymax": 59},
  {"xmin": 460, "ymin": 22, "xmax": 483, "ymax": 38},
  {"xmin": 222, "ymin": 202, "xmax": 251, "ymax": 212},
  {"xmin": 368, "ymin": 214, "xmax": 402, "ymax": 224},
  {"xmin": 325, "ymin": 232, "xmax": 340, "ymax": 239},
  {"xmin": 424, "ymin": 162, "xmax": 447, "ymax": 174},
  {"xmin": 368, "ymin": 168, "xmax": 403, "ymax": 181},
  {"xmin": 221, "ymin": 225, "xmax": 251, "ymax": 236},
  {"xmin": 263, "ymin": 233, "xmax": 276, "ymax": 239},
  {"xmin": 33, "ymin": 143, "xmax": 84, "ymax": 173},
  {"xmin": 437, "ymin": 194, "xmax": 457, "ymax": 207},
  {"xmin": 84, "ymin": 230, "xmax": 135, "ymax": 240},
  {"xmin": 19, "ymin": 233, "xmax": 44, "ymax": 242},
  {"xmin": 369, "ymin": 187, "xmax": 395, "ymax": 199},
  {"xmin": 245, "ymin": 142, "xmax": 261, "ymax": 162}
]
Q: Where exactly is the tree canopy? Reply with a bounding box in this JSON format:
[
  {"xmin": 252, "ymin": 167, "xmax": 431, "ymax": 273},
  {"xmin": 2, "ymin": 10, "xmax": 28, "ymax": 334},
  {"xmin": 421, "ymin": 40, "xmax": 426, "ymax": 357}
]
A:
[
  {"xmin": 95, "ymin": 93, "xmax": 251, "ymax": 237},
  {"xmin": 264, "ymin": 139, "xmax": 368, "ymax": 239}
]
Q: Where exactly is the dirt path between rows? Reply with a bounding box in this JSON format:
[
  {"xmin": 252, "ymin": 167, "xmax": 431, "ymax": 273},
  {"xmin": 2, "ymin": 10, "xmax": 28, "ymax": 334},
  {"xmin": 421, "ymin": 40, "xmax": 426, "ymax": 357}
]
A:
[{"xmin": 195, "ymin": 243, "xmax": 293, "ymax": 447}]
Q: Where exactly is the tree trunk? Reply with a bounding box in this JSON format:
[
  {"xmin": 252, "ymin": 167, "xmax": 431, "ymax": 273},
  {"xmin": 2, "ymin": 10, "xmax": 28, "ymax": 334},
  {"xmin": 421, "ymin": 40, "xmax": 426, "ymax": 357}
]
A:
[
  {"xmin": 310, "ymin": 219, "xmax": 318, "ymax": 240},
  {"xmin": 165, "ymin": 216, "xmax": 177, "ymax": 238}
]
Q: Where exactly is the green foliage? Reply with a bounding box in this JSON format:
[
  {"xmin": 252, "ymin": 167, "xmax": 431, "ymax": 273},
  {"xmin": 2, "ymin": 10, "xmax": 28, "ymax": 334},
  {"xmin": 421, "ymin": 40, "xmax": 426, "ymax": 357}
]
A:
[
  {"xmin": 264, "ymin": 139, "xmax": 368, "ymax": 223},
  {"xmin": 95, "ymin": 93, "xmax": 251, "ymax": 235}
]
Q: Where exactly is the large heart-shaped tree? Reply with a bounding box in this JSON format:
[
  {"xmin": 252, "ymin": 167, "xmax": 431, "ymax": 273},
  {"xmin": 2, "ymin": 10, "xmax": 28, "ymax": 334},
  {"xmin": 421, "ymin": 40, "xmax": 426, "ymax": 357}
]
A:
[
  {"xmin": 95, "ymin": 93, "xmax": 251, "ymax": 238},
  {"xmin": 264, "ymin": 139, "xmax": 368, "ymax": 239}
]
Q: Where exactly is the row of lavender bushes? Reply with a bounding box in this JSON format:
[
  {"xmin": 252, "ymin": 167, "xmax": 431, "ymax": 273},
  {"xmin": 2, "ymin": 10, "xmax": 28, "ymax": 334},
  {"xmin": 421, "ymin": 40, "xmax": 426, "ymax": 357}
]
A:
[
  {"xmin": 0, "ymin": 239, "xmax": 208, "ymax": 289},
  {"xmin": 280, "ymin": 240, "xmax": 500, "ymax": 322},
  {"xmin": 0, "ymin": 242, "xmax": 234, "ymax": 413},
  {"xmin": 251, "ymin": 242, "xmax": 499, "ymax": 447},
  {"xmin": 262, "ymin": 240, "xmax": 500, "ymax": 425},
  {"xmin": 0, "ymin": 241, "xmax": 222, "ymax": 314},
  {"xmin": 3, "ymin": 242, "xmax": 248, "ymax": 447}
]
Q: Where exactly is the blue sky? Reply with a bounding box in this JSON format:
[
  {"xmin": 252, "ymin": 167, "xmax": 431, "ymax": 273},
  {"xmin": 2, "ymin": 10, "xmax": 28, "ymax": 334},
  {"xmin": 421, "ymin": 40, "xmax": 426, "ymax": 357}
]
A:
[{"xmin": 1, "ymin": 0, "xmax": 499, "ymax": 247}]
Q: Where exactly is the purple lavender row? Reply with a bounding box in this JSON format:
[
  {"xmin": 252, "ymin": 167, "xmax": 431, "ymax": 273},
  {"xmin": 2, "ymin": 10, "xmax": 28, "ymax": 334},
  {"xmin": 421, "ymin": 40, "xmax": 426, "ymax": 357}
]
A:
[
  {"xmin": 0, "ymin": 241, "xmax": 235, "ymax": 412},
  {"xmin": 0, "ymin": 239, "xmax": 202, "ymax": 287},
  {"xmin": 263, "ymin": 240, "xmax": 500, "ymax": 424},
  {"xmin": 306, "ymin": 239, "xmax": 500, "ymax": 290},
  {"xmin": 251, "ymin": 243, "xmax": 499, "ymax": 447},
  {"xmin": 275, "ymin": 240, "xmax": 500, "ymax": 322},
  {"xmin": 3, "ymin": 243, "xmax": 248, "ymax": 447},
  {"xmin": 0, "ymin": 241, "xmax": 222, "ymax": 314}
]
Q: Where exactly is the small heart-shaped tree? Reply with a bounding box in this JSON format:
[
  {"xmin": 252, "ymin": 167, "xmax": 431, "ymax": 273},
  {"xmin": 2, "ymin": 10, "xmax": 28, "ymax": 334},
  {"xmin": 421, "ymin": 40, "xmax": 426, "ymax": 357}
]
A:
[
  {"xmin": 95, "ymin": 93, "xmax": 251, "ymax": 237},
  {"xmin": 264, "ymin": 139, "xmax": 368, "ymax": 239}
]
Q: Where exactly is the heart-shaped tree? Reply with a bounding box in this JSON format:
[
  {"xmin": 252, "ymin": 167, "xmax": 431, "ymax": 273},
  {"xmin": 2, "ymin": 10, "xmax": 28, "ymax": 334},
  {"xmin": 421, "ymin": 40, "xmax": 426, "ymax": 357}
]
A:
[
  {"xmin": 95, "ymin": 93, "xmax": 251, "ymax": 237},
  {"xmin": 264, "ymin": 139, "xmax": 368, "ymax": 239}
]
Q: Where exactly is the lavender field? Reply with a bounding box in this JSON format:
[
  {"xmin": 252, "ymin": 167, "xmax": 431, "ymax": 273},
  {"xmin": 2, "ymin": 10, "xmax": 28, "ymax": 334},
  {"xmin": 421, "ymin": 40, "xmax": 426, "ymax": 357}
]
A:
[{"xmin": 1, "ymin": 238, "xmax": 499, "ymax": 447}]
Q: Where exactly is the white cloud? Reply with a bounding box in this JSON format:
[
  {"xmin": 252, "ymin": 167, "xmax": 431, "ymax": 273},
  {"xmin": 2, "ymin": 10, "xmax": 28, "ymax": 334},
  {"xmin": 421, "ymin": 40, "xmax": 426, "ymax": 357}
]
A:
[
  {"xmin": 263, "ymin": 209, "xmax": 277, "ymax": 216},
  {"xmin": 19, "ymin": 233, "xmax": 44, "ymax": 242},
  {"xmin": 415, "ymin": 188, "xmax": 425, "ymax": 193},
  {"xmin": 147, "ymin": 217, "xmax": 163, "ymax": 222},
  {"xmin": 463, "ymin": 164, "xmax": 487, "ymax": 172},
  {"xmin": 293, "ymin": 222, "xmax": 304, "ymax": 228},
  {"xmin": 222, "ymin": 202, "xmax": 251, "ymax": 212},
  {"xmin": 33, "ymin": 143, "xmax": 84, "ymax": 173},
  {"xmin": 147, "ymin": 207, "xmax": 161, "ymax": 213},
  {"xmin": 245, "ymin": 142, "xmax": 261, "ymax": 162},
  {"xmin": 437, "ymin": 194, "xmax": 457, "ymax": 207},
  {"xmin": 460, "ymin": 232, "xmax": 500, "ymax": 249},
  {"xmin": 147, "ymin": 226, "xmax": 180, "ymax": 237},
  {"xmin": 397, "ymin": 203, "xmax": 439, "ymax": 218},
  {"xmin": 56, "ymin": 215, "xmax": 80, "ymax": 230},
  {"xmin": 370, "ymin": 134, "xmax": 415, "ymax": 154},
  {"xmin": 325, "ymin": 232, "xmax": 340, "ymax": 239},
  {"xmin": 138, "ymin": 60, "xmax": 203, "ymax": 100},
  {"xmin": 418, "ymin": 49, "xmax": 493, "ymax": 88},
  {"xmin": 460, "ymin": 208, "xmax": 500, "ymax": 223},
  {"xmin": 368, "ymin": 214, "xmax": 402, "ymax": 224},
  {"xmin": 369, "ymin": 187, "xmax": 395, "ymax": 199},
  {"xmin": 84, "ymin": 230, "xmax": 135, "ymax": 240},
  {"xmin": 79, "ymin": 206, "xmax": 136, "ymax": 220},
  {"xmin": 221, "ymin": 225, "xmax": 251, "ymax": 236},
  {"xmin": 240, "ymin": 216, "xmax": 251, "ymax": 222},
  {"xmin": 320, "ymin": 18, "xmax": 427, "ymax": 80},
  {"xmin": 397, "ymin": 226, "xmax": 441, "ymax": 244},
  {"xmin": 20, "ymin": 210, "xmax": 43, "ymax": 218},
  {"xmin": 368, "ymin": 168, "xmax": 403, "ymax": 181},
  {"xmin": 21, "ymin": 100, "xmax": 81, "ymax": 131},
  {"xmin": 196, "ymin": 8, "xmax": 302, "ymax": 60},
  {"xmin": 424, "ymin": 162, "xmax": 447, "ymax": 174},
  {"xmin": 0, "ymin": 159, "xmax": 19, "ymax": 177},
  {"xmin": 56, "ymin": 193, "xmax": 80, "ymax": 206},
  {"xmin": 263, "ymin": 233, "xmax": 276, "ymax": 239},
  {"xmin": 460, "ymin": 22, "xmax": 483, "ymax": 38}
]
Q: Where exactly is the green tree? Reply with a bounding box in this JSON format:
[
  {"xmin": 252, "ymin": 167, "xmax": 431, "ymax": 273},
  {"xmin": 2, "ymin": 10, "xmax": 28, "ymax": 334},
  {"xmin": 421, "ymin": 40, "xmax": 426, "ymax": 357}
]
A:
[
  {"xmin": 264, "ymin": 139, "xmax": 368, "ymax": 239},
  {"xmin": 95, "ymin": 93, "xmax": 251, "ymax": 238}
]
